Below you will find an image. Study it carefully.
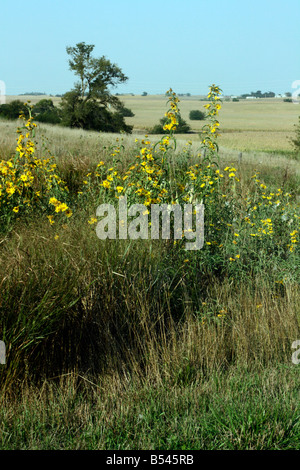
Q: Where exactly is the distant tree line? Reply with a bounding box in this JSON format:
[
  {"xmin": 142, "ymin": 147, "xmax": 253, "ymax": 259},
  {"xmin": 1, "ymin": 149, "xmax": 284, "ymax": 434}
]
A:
[
  {"xmin": 239, "ymin": 90, "xmax": 276, "ymax": 99},
  {"xmin": 18, "ymin": 92, "xmax": 47, "ymax": 96}
]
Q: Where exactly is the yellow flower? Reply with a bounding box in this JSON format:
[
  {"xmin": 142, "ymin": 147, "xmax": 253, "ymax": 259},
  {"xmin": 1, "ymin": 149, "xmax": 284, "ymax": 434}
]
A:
[
  {"xmin": 54, "ymin": 235, "xmax": 59, "ymax": 240},
  {"xmin": 13, "ymin": 206, "xmax": 19, "ymax": 213},
  {"xmin": 6, "ymin": 186, "xmax": 16, "ymax": 196},
  {"xmin": 55, "ymin": 203, "xmax": 68, "ymax": 213},
  {"xmin": 49, "ymin": 197, "xmax": 59, "ymax": 205},
  {"xmin": 102, "ymin": 180, "xmax": 111, "ymax": 189},
  {"xmin": 116, "ymin": 186, "xmax": 124, "ymax": 193},
  {"xmin": 88, "ymin": 217, "xmax": 97, "ymax": 225}
]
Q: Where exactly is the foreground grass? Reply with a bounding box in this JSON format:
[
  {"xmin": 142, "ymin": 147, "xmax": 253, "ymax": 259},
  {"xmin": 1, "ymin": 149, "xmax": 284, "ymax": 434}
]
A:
[{"xmin": 0, "ymin": 365, "xmax": 299, "ymax": 450}]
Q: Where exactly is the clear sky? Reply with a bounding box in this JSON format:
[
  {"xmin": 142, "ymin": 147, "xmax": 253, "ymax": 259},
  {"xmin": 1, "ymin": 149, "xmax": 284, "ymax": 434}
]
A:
[{"xmin": 1, "ymin": 0, "xmax": 299, "ymax": 96}]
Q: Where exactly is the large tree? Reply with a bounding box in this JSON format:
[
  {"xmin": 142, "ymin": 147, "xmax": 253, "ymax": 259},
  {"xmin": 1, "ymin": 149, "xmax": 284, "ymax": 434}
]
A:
[{"xmin": 60, "ymin": 42, "xmax": 133, "ymax": 133}]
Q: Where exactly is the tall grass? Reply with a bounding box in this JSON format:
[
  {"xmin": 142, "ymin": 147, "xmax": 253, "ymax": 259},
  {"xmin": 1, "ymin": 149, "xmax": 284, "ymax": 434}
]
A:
[
  {"xmin": 0, "ymin": 89, "xmax": 299, "ymax": 450},
  {"xmin": 0, "ymin": 213, "xmax": 299, "ymax": 389}
]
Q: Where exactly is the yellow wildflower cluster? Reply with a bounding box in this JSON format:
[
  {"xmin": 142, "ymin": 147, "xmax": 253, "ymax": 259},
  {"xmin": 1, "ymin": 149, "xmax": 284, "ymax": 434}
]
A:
[
  {"xmin": 200, "ymin": 84, "xmax": 223, "ymax": 155},
  {"xmin": 288, "ymin": 229, "xmax": 298, "ymax": 252},
  {"xmin": 82, "ymin": 86, "xmax": 298, "ymax": 267},
  {"xmin": 163, "ymin": 89, "xmax": 180, "ymax": 133},
  {"xmin": 0, "ymin": 107, "xmax": 72, "ymax": 227},
  {"xmin": 49, "ymin": 197, "xmax": 72, "ymax": 217}
]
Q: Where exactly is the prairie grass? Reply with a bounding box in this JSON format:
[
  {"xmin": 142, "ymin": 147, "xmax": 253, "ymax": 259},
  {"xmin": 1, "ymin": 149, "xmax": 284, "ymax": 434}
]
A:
[{"xmin": 0, "ymin": 90, "xmax": 299, "ymax": 450}]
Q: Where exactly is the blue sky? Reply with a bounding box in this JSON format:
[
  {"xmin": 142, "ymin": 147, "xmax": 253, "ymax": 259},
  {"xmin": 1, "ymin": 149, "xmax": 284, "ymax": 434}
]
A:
[{"xmin": 1, "ymin": 0, "xmax": 299, "ymax": 96}]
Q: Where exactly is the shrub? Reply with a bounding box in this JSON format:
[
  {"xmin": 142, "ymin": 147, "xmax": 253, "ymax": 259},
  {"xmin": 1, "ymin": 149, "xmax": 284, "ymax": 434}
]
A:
[
  {"xmin": 189, "ymin": 109, "xmax": 206, "ymax": 120},
  {"xmin": 118, "ymin": 106, "xmax": 135, "ymax": 117},
  {"xmin": 33, "ymin": 99, "xmax": 62, "ymax": 124},
  {"xmin": 0, "ymin": 100, "xmax": 29, "ymax": 120}
]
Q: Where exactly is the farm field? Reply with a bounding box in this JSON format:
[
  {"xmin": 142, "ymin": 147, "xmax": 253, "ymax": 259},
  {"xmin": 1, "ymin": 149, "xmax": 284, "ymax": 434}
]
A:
[
  {"xmin": 0, "ymin": 89, "xmax": 299, "ymax": 450},
  {"xmin": 6, "ymin": 94, "xmax": 300, "ymax": 152}
]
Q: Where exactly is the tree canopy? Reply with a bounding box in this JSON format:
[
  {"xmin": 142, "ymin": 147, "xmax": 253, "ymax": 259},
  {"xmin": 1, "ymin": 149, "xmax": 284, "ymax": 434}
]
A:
[{"xmin": 60, "ymin": 42, "xmax": 133, "ymax": 133}]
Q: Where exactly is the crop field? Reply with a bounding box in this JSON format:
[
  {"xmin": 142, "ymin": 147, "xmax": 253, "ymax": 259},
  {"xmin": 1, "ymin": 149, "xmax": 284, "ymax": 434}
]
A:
[
  {"xmin": 0, "ymin": 87, "xmax": 299, "ymax": 450},
  {"xmin": 6, "ymin": 94, "xmax": 299, "ymax": 152},
  {"xmin": 123, "ymin": 95, "xmax": 299, "ymax": 152}
]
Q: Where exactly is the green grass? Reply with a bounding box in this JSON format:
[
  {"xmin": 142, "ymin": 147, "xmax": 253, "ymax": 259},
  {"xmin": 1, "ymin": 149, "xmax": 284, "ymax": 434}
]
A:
[{"xmin": 0, "ymin": 365, "xmax": 299, "ymax": 450}]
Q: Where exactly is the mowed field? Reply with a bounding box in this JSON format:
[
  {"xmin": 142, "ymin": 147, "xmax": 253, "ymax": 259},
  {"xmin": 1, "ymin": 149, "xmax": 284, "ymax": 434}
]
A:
[{"xmin": 5, "ymin": 94, "xmax": 300, "ymax": 152}]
